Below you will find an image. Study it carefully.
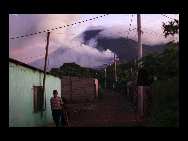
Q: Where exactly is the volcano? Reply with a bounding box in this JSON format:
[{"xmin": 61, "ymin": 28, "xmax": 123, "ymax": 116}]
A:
[
  {"xmin": 28, "ymin": 29, "xmax": 165, "ymax": 71},
  {"xmin": 75, "ymin": 29, "xmax": 165, "ymax": 62}
]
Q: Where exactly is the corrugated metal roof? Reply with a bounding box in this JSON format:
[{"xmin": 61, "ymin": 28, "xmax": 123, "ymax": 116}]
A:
[{"xmin": 9, "ymin": 58, "xmax": 63, "ymax": 79}]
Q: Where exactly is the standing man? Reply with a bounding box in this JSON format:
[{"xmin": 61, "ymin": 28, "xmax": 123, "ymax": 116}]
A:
[{"xmin": 50, "ymin": 90, "xmax": 63, "ymax": 127}]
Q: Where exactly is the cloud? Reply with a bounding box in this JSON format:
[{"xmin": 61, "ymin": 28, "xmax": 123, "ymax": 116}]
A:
[
  {"xmin": 9, "ymin": 14, "xmax": 179, "ymax": 68},
  {"xmin": 9, "ymin": 14, "xmax": 82, "ymax": 61},
  {"xmin": 29, "ymin": 40, "xmax": 114, "ymax": 71},
  {"xmin": 9, "ymin": 14, "xmax": 114, "ymax": 69},
  {"xmin": 61, "ymin": 41, "xmax": 114, "ymax": 68},
  {"xmin": 84, "ymin": 23, "xmax": 177, "ymax": 46}
]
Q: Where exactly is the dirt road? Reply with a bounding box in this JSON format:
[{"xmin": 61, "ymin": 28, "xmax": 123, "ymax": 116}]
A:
[{"xmin": 65, "ymin": 89, "xmax": 149, "ymax": 127}]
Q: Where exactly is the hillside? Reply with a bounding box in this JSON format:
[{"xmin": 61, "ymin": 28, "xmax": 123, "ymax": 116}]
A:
[
  {"xmin": 29, "ymin": 29, "xmax": 166, "ymax": 71},
  {"xmin": 79, "ymin": 29, "xmax": 165, "ymax": 62},
  {"xmin": 98, "ymin": 37, "xmax": 165, "ymax": 62}
]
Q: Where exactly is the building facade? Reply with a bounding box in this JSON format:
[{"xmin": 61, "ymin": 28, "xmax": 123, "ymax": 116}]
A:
[{"xmin": 9, "ymin": 58, "xmax": 62, "ymax": 127}]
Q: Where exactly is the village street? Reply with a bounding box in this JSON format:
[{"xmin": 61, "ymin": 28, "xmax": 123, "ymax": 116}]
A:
[{"xmin": 49, "ymin": 89, "xmax": 149, "ymax": 127}]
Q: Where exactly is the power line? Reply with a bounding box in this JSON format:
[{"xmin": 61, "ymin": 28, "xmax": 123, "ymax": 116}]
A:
[
  {"xmin": 119, "ymin": 14, "xmax": 135, "ymax": 60},
  {"xmin": 12, "ymin": 14, "xmax": 139, "ymax": 61},
  {"xmin": 10, "ymin": 14, "xmax": 109, "ymax": 40},
  {"xmin": 20, "ymin": 15, "xmax": 170, "ymax": 61},
  {"xmin": 14, "ymin": 14, "xmax": 178, "ymax": 62},
  {"xmin": 20, "ymin": 29, "xmax": 177, "ymax": 62},
  {"xmin": 160, "ymin": 14, "xmax": 178, "ymax": 20}
]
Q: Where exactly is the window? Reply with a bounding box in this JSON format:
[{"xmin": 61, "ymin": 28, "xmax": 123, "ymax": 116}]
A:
[{"xmin": 33, "ymin": 86, "xmax": 43, "ymax": 112}]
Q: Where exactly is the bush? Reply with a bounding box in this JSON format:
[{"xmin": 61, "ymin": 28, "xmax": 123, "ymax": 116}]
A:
[
  {"xmin": 98, "ymin": 84, "xmax": 104, "ymax": 100},
  {"xmin": 149, "ymin": 76, "xmax": 179, "ymax": 127}
]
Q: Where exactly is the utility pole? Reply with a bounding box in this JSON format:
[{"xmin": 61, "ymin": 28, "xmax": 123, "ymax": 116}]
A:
[
  {"xmin": 42, "ymin": 32, "xmax": 50, "ymax": 118},
  {"xmin": 105, "ymin": 69, "xmax": 106, "ymax": 89},
  {"xmin": 114, "ymin": 52, "xmax": 117, "ymax": 91},
  {"xmin": 114, "ymin": 52, "xmax": 117, "ymax": 82},
  {"xmin": 137, "ymin": 14, "xmax": 143, "ymax": 116}
]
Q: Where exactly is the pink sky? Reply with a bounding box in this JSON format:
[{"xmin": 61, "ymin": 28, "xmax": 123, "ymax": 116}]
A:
[{"xmin": 9, "ymin": 14, "xmax": 179, "ymax": 64}]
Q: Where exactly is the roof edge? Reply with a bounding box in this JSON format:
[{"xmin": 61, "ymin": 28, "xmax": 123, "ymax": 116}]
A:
[{"xmin": 9, "ymin": 58, "xmax": 63, "ymax": 79}]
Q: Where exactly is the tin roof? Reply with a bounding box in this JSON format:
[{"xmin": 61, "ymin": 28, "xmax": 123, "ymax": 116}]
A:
[{"xmin": 9, "ymin": 58, "xmax": 63, "ymax": 79}]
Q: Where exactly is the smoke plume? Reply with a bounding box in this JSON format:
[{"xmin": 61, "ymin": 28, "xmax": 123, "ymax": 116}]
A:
[{"xmin": 9, "ymin": 14, "xmax": 114, "ymax": 70}]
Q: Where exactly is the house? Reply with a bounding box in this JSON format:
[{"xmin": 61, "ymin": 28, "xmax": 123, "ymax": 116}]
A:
[
  {"xmin": 61, "ymin": 76, "xmax": 98, "ymax": 101},
  {"xmin": 9, "ymin": 58, "xmax": 63, "ymax": 127}
]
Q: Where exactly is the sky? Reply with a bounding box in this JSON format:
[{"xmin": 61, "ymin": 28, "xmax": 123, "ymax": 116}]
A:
[{"xmin": 9, "ymin": 14, "xmax": 179, "ymax": 64}]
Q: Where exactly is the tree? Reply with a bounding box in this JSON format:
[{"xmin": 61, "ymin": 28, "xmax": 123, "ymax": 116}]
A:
[
  {"xmin": 139, "ymin": 19, "xmax": 179, "ymax": 127},
  {"xmin": 162, "ymin": 19, "xmax": 179, "ymax": 38},
  {"xmin": 139, "ymin": 19, "xmax": 179, "ymax": 81}
]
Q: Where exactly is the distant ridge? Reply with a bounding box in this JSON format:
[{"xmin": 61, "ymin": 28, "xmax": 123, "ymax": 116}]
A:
[
  {"xmin": 96, "ymin": 36, "xmax": 165, "ymax": 62},
  {"xmin": 28, "ymin": 29, "xmax": 165, "ymax": 71},
  {"xmin": 80, "ymin": 29, "xmax": 165, "ymax": 62}
]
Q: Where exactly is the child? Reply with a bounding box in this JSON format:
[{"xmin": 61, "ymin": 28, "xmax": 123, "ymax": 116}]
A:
[{"xmin": 50, "ymin": 90, "xmax": 63, "ymax": 127}]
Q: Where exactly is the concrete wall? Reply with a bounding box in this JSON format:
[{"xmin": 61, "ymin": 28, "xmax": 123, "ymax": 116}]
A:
[
  {"xmin": 61, "ymin": 76, "xmax": 98, "ymax": 101},
  {"xmin": 9, "ymin": 62, "xmax": 61, "ymax": 127}
]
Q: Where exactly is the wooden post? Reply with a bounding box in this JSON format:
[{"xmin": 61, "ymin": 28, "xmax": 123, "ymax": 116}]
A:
[
  {"xmin": 137, "ymin": 14, "xmax": 143, "ymax": 116},
  {"xmin": 41, "ymin": 32, "xmax": 50, "ymax": 118}
]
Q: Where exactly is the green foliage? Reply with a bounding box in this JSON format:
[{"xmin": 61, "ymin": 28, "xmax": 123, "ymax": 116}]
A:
[
  {"xmin": 50, "ymin": 62, "xmax": 108, "ymax": 93},
  {"xmin": 105, "ymin": 60, "xmax": 138, "ymax": 91},
  {"xmin": 51, "ymin": 63, "xmax": 104, "ymax": 100},
  {"xmin": 119, "ymin": 78, "xmax": 127, "ymax": 94},
  {"xmin": 139, "ymin": 47, "xmax": 179, "ymax": 81},
  {"xmin": 162, "ymin": 19, "xmax": 179, "ymax": 38},
  {"xmin": 139, "ymin": 19, "xmax": 179, "ymax": 81},
  {"xmin": 149, "ymin": 77, "xmax": 179, "ymax": 127},
  {"xmin": 165, "ymin": 40, "xmax": 179, "ymax": 49},
  {"xmin": 98, "ymin": 83, "xmax": 104, "ymax": 100},
  {"xmin": 127, "ymin": 82, "xmax": 133, "ymax": 90},
  {"xmin": 139, "ymin": 19, "xmax": 179, "ymax": 127},
  {"xmin": 50, "ymin": 62, "xmax": 97, "ymax": 78},
  {"xmin": 50, "ymin": 60, "xmax": 138, "ymax": 94},
  {"xmin": 59, "ymin": 62, "xmax": 91, "ymax": 77}
]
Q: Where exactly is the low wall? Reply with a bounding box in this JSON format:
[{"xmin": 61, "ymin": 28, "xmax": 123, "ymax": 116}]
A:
[{"xmin": 61, "ymin": 76, "xmax": 98, "ymax": 101}]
